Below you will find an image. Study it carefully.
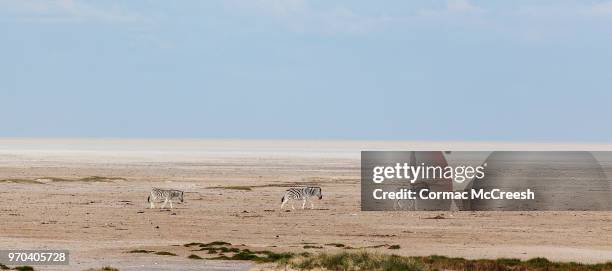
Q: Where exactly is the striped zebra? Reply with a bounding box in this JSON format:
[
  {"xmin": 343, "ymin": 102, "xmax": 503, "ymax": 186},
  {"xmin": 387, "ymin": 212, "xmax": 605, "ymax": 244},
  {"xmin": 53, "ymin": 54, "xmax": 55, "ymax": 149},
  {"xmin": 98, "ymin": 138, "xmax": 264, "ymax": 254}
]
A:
[
  {"xmin": 148, "ymin": 188, "xmax": 184, "ymax": 209},
  {"xmin": 394, "ymin": 182, "xmax": 430, "ymax": 211},
  {"xmin": 280, "ymin": 186, "xmax": 322, "ymax": 210}
]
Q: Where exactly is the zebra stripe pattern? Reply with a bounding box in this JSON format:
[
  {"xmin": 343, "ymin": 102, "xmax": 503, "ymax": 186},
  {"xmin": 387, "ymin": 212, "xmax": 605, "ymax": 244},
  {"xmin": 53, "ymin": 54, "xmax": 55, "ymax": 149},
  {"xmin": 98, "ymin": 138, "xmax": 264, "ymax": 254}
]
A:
[
  {"xmin": 395, "ymin": 182, "xmax": 430, "ymax": 211},
  {"xmin": 280, "ymin": 186, "xmax": 322, "ymax": 210},
  {"xmin": 148, "ymin": 188, "xmax": 184, "ymax": 209}
]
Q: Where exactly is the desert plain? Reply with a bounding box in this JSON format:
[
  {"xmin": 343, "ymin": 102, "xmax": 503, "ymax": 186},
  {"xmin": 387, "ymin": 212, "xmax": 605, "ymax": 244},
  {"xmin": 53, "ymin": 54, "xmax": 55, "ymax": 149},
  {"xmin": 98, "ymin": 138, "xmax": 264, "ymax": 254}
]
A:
[{"xmin": 0, "ymin": 138, "xmax": 611, "ymax": 270}]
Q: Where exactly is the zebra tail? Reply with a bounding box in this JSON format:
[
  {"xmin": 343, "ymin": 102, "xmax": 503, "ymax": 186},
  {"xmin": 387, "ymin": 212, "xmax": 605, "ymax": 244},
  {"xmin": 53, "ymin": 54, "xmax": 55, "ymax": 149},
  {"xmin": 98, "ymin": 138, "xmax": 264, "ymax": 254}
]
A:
[
  {"xmin": 281, "ymin": 195, "xmax": 285, "ymax": 203},
  {"xmin": 147, "ymin": 195, "xmax": 150, "ymax": 203}
]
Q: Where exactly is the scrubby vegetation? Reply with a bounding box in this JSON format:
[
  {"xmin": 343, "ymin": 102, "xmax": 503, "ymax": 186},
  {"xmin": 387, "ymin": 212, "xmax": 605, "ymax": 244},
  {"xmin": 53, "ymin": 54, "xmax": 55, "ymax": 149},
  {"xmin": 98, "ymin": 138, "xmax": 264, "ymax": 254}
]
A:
[
  {"xmin": 127, "ymin": 249, "xmax": 153, "ymax": 254},
  {"xmin": 287, "ymin": 253, "xmax": 612, "ymax": 271},
  {"xmin": 303, "ymin": 245, "xmax": 323, "ymax": 249},
  {"xmin": 292, "ymin": 251, "xmax": 423, "ymax": 271},
  {"xmin": 151, "ymin": 241, "xmax": 612, "ymax": 271},
  {"xmin": 210, "ymin": 249, "xmax": 295, "ymax": 263},
  {"xmin": 76, "ymin": 176, "xmax": 126, "ymax": 182},
  {"xmin": 184, "ymin": 241, "xmax": 232, "ymax": 247},
  {"xmin": 417, "ymin": 255, "xmax": 612, "ymax": 271},
  {"xmin": 187, "ymin": 254, "xmax": 203, "ymax": 260},
  {"xmin": 325, "ymin": 243, "xmax": 346, "ymax": 248},
  {"xmin": 0, "ymin": 264, "xmax": 34, "ymax": 271},
  {"xmin": 153, "ymin": 251, "xmax": 177, "ymax": 256},
  {"xmin": 184, "ymin": 241, "xmax": 295, "ymax": 263},
  {"xmin": 206, "ymin": 247, "xmax": 294, "ymax": 263}
]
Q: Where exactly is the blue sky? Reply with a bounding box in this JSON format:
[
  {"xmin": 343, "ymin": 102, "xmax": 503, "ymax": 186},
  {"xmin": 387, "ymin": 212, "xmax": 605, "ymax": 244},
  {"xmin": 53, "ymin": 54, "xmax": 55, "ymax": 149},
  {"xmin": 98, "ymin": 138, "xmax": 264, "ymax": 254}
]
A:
[{"xmin": 2, "ymin": 0, "xmax": 612, "ymax": 141}]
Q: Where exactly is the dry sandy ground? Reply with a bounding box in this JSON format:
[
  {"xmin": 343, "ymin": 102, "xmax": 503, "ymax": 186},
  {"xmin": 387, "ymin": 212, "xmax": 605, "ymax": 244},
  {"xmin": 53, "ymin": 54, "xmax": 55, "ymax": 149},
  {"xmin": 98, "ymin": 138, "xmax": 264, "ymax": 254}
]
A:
[{"xmin": 0, "ymin": 139, "xmax": 611, "ymax": 270}]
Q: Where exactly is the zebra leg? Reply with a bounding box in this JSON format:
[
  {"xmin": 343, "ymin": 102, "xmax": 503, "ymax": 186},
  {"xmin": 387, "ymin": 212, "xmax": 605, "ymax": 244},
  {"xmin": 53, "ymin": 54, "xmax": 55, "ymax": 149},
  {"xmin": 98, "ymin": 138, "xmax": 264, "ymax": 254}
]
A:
[
  {"xmin": 281, "ymin": 198, "xmax": 287, "ymax": 209},
  {"xmin": 161, "ymin": 198, "xmax": 168, "ymax": 209},
  {"xmin": 170, "ymin": 200, "xmax": 173, "ymax": 209},
  {"xmin": 291, "ymin": 201, "xmax": 295, "ymax": 210},
  {"xmin": 150, "ymin": 201, "xmax": 155, "ymax": 209},
  {"xmin": 406, "ymin": 199, "xmax": 415, "ymax": 211},
  {"xmin": 302, "ymin": 198, "xmax": 307, "ymax": 209}
]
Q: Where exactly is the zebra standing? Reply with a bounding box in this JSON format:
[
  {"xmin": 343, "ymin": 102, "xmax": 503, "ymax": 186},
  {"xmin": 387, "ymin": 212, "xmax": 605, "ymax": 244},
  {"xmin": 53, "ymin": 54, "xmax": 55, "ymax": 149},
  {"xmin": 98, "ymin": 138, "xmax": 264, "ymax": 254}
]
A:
[
  {"xmin": 148, "ymin": 188, "xmax": 184, "ymax": 209},
  {"xmin": 395, "ymin": 182, "xmax": 430, "ymax": 211},
  {"xmin": 280, "ymin": 186, "xmax": 322, "ymax": 210}
]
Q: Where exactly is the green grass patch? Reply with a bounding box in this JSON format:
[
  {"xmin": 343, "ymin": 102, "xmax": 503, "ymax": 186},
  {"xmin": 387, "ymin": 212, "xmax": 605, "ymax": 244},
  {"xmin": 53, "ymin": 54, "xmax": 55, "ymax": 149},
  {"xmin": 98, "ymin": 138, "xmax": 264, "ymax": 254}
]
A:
[
  {"xmin": 260, "ymin": 251, "xmax": 294, "ymax": 264},
  {"xmin": 180, "ymin": 241, "xmax": 612, "ymax": 271},
  {"xmin": 414, "ymin": 255, "xmax": 612, "ymax": 271},
  {"xmin": 185, "ymin": 241, "xmax": 238, "ymax": 255},
  {"xmin": 256, "ymin": 251, "xmax": 612, "ymax": 271},
  {"xmin": 0, "ymin": 263, "xmax": 8, "ymax": 270},
  {"xmin": 209, "ymin": 249, "xmax": 294, "ymax": 263},
  {"xmin": 291, "ymin": 251, "xmax": 424, "ymax": 271},
  {"xmin": 13, "ymin": 266, "xmax": 35, "ymax": 271},
  {"xmin": 225, "ymin": 251, "xmax": 262, "ymax": 261}
]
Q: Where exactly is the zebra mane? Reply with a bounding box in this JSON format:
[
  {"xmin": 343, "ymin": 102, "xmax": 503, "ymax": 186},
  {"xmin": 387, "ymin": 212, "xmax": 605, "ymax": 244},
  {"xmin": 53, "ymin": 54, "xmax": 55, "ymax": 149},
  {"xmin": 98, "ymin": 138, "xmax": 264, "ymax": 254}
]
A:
[{"xmin": 308, "ymin": 186, "xmax": 322, "ymax": 193}]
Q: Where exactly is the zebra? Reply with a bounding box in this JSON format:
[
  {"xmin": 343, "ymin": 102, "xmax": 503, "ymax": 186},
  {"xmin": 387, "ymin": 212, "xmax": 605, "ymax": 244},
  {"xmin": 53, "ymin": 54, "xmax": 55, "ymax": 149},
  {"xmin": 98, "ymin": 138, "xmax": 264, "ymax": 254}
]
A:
[
  {"xmin": 394, "ymin": 182, "xmax": 430, "ymax": 211},
  {"xmin": 148, "ymin": 188, "xmax": 184, "ymax": 209},
  {"xmin": 280, "ymin": 186, "xmax": 322, "ymax": 210}
]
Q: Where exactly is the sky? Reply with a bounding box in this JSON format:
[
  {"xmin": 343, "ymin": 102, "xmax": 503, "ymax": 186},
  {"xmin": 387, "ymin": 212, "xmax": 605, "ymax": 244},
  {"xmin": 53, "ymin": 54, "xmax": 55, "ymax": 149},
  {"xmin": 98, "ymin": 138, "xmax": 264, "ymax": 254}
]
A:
[{"xmin": 1, "ymin": 0, "xmax": 612, "ymax": 141}]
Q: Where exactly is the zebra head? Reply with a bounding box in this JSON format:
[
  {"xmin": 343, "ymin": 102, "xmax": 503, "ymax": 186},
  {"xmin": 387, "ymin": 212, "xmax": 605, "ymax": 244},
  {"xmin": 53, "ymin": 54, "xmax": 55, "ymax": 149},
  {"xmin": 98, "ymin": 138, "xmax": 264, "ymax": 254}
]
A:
[{"xmin": 314, "ymin": 187, "xmax": 322, "ymax": 199}]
